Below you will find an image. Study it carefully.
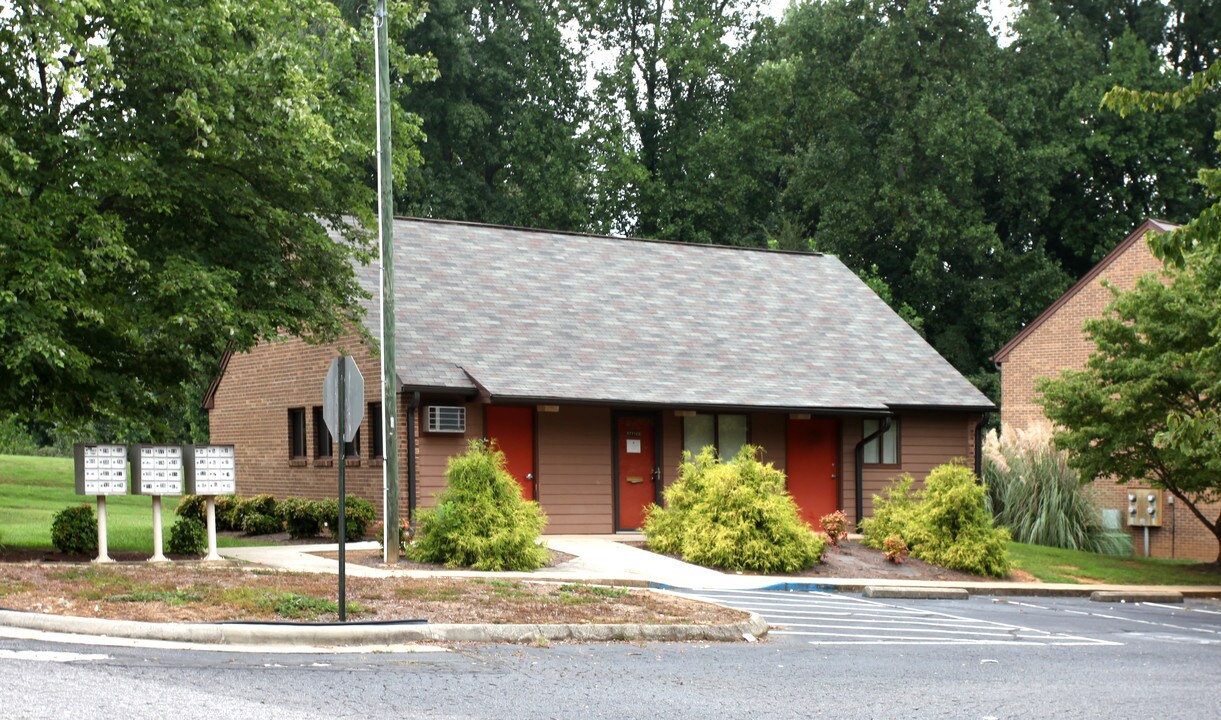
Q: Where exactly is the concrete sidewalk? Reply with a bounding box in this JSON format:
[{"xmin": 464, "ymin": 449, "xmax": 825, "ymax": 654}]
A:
[{"xmin": 220, "ymin": 536, "xmax": 1221, "ymax": 599}]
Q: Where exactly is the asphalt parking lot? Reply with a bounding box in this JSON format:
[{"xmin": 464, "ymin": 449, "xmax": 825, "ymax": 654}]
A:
[{"xmin": 675, "ymin": 587, "xmax": 1221, "ymax": 647}]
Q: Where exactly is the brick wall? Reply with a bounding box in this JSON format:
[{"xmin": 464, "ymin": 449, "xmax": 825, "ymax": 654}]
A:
[
  {"xmin": 997, "ymin": 230, "xmax": 1219, "ymax": 562},
  {"xmin": 208, "ymin": 331, "xmax": 399, "ymax": 519}
]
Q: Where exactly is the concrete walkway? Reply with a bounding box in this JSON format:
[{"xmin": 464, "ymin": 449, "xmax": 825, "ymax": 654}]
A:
[{"xmin": 219, "ymin": 537, "xmax": 1221, "ymax": 599}]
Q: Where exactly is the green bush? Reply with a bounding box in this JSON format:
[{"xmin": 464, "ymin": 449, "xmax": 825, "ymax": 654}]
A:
[
  {"xmin": 241, "ymin": 512, "xmax": 283, "ymax": 536},
  {"xmin": 409, "ymin": 439, "xmax": 549, "ymax": 571},
  {"xmin": 232, "ymin": 494, "xmax": 277, "ymax": 531},
  {"xmin": 643, "ymin": 446, "xmax": 827, "ymax": 573},
  {"xmin": 318, "ymin": 495, "xmax": 376, "ymax": 541},
  {"xmin": 861, "ymin": 464, "xmax": 1011, "ymax": 577},
  {"xmin": 214, "ymin": 494, "xmax": 240, "ymax": 531},
  {"xmin": 168, "ymin": 516, "xmax": 207, "ymax": 556},
  {"xmin": 51, "ymin": 504, "xmax": 98, "ymax": 555},
  {"xmin": 982, "ymin": 428, "xmax": 1130, "ymax": 556},
  {"xmin": 278, "ymin": 497, "xmax": 324, "ymax": 539},
  {"xmin": 176, "ymin": 494, "xmax": 207, "ymax": 524}
]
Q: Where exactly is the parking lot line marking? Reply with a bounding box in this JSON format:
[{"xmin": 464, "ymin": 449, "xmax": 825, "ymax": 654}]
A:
[
  {"xmin": 771, "ymin": 617, "xmax": 1013, "ymax": 630},
  {"xmin": 1143, "ymin": 602, "xmax": 1221, "ymax": 616}
]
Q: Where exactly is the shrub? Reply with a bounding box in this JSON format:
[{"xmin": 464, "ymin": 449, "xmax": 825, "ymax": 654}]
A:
[
  {"xmin": 233, "ymin": 494, "xmax": 277, "ymax": 531},
  {"xmin": 861, "ymin": 464, "xmax": 1011, "ymax": 577},
  {"xmin": 858, "ymin": 475, "xmax": 919, "ymax": 548},
  {"xmin": 882, "ymin": 535, "xmax": 908, "ymax": 564},
  {"xmin": 214, "ymin": 494, "xmax": 241, "ymax": 531},
  {"xmin": 176, "ymin": 494, "xmax": 207, "ymax": 524},
  {"xmin": 318, "ymin": 495, "xmax": 377, "ymax": 542},
  {"xmin": 982, "ymin": 427, "xmax": 1130, "ymax": 556},
  {"xmin": 278, "ymin": 497, "xmax": 324, "ymax": 539},
  {"xmin": 643, "ymin": 446, "xmax": 827, "ymax": 573},
  {"xmin": 241, "ymin": 512, "xmax": 283, "ymax": 536},
  {"xmin": 51, "ymin": 505, "xmax": 97, "ymax": 555},
  {"xmin": 409, "ymin": 440, "xmax": 549, "ymax": 571},
  {"xmin": 168, "ymin": 516, "xmax": 207, "ymax": 556},
  {"xmin": 819, "ymin": 510, "xmax": 850, "ymax": 547}
]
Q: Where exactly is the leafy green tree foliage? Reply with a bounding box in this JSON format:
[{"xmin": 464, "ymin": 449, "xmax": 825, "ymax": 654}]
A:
[
  {"xmin": 774, "ymin": 0, "xmax": 1068, "ymax": 386},
  {"xmin": 1040, "ymin": 63, "xmax": 1221, "ymax": 564},
  {"xmin": 409, "ymin": 440, "xmax": 549, "ymax": 571},
  {"xmin": 572, "ymin": 0, "xmax": 773, "ymax": 240},
  {"xmin": 1013, "ymin": 1, "xmax": 1216, "ymax": 278},
  {"xmin": 643, "ymin": 446, "xmax": 827, "ymax": 573},
  {"xmin": 391, "ymin": 0, "xmax": 592, "ymax": 230},
  {"xmin": 0, "ymin": 0, "xmax": 426, "ymax": 435}
]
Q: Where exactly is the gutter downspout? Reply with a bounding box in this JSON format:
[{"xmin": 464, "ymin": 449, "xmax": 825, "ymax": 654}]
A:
[
  {"xmin": 854, "ymin": 416, "xmax": 892, "ymax": 526},
  {"xmin": 407, "ymin": 392, "xmax": 420, "ymax": 525},
  {"xmin": 974, "ymin": 412, "xmax": 991, "ymax": 483}
]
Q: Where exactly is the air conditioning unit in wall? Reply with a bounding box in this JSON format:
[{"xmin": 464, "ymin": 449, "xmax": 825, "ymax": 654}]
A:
[{"xmin": 426, "ymin": 406, "xmax": 466, "ymax": 433}]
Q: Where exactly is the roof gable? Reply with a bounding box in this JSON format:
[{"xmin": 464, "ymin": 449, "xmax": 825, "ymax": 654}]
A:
[{"xmin": 992, "ymin": 219, "xmax": 1177, "ymax": 364}]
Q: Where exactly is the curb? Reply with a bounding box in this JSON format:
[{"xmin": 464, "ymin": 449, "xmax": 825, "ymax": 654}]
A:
[
  {"xmin": 1090, "ymin": 590, "xmax": 1184, "ymax": 603},
  {"xmin": 864, "ymin": 586, "xmax": 969, "ymax": 600},
  {"xmin": 0, "ymin": 609, "xmax": 767, "ymax": 647}
]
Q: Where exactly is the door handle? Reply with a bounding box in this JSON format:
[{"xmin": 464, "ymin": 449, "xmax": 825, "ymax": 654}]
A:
[
  {"xmin": 526, "ymin": 473, "xmax": 534, "ymax": 481},
  {"xmin": 652, "ymin": 467, "xmax": 661, "ymax": 483}
]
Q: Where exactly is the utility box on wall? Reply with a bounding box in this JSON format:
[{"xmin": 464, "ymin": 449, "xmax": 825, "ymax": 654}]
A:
[
  {"xmin": 1127, "ymin": 488, "xmax": 1163, "ymax": 527},
  {"xmin": 183, "ymin": 444, "xmax": 236, "ymax": 495}
]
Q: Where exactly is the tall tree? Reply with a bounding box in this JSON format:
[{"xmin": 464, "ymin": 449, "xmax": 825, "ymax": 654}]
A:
[
  {"xmin": 393, "ymin": 0, "xmax": 593, "ymax": 230},
  {"xmin": 774, "ymin": 0, "xmax": 1067, "ymax": 390},
  {"xmin": 0, "ymin": 0, "xmax": 427, "ymax": 436},
  {"xmin": 572, "ymin": 0, "xmax": 768, "ymax": 240}
]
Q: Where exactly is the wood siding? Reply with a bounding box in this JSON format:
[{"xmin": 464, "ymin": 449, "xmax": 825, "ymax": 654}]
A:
[
  {"xmin": 841, "ymin": 411, "xmax": 978, "ymax": 526},
  {"xmin": 537, "ymin": 406, "xmax": 613, "ymax": 534}
]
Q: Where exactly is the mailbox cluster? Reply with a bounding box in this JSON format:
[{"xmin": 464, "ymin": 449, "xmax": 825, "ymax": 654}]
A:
[
  {"xmin": 71, "ymin": 443, "xmax": 237, "ymax": 564},
  {"xmin": 72, "ymin": 443, "xmax": 237, "ymax": 499}
]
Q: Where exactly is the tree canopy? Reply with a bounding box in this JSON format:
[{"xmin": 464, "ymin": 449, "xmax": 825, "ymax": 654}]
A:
[
  {"xmin": 1040, "ymin": 61, "xmax": 1221, "ymax": 564},
  {"xmin": 0, "ymin": 0, "xmax": 428, "ymax": 437}
]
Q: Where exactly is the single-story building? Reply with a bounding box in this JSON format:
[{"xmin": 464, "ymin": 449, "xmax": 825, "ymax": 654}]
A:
[
  {"xmin": 993, "ymin": 218, "xmax": 1218, "ymax": 561},
  {"xmin": 206, "ymin": 218, "xmax": 994, "ymax": 534}
]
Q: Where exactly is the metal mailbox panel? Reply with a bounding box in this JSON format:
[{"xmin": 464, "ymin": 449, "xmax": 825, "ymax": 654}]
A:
[
  {"xmin": 129, "ymin": 444, "xmax": 184, "ymax": 496},
  {"xmin": 73, "ymin": 443, "xmax": 129, "ymax": 496},
  {"xmin": 183, "ymin": 444, "xmax": 237, "ymax": 495}
]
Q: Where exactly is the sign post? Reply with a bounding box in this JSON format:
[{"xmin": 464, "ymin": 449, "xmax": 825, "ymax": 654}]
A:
[
  {"xmin": 73, "ymin": 443, "xmax": 129, "ymax": 563},
  {"xmin": 324, "ymin": 355, "xmax": 364, "ymax": 622}
]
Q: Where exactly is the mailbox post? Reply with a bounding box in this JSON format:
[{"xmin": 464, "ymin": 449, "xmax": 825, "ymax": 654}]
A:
[
  {"xmin": 130, "ymin": 445, "xmax": 184, "ymax": 562},
  {"xmin": 73, "ymin": 444, "xmax": 129, "ymax": 563},
  {"xmin": 184, "ymin": 445, "xmax": 236, "ymax": 561}
]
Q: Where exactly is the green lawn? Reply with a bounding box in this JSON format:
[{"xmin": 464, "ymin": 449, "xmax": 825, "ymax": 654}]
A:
[
  {"xmin": 1009, "ymin": 541, "xmax": 1221, "ymax": 585},
  {"xmin": 0, "ymin": 454, "xmax": 260, "ymax": 553}
]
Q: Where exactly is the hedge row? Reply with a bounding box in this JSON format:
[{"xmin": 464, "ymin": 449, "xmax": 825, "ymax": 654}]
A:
[{"xmin": 175, "ymin": 493, "xmax": 375, "ymax": 541}]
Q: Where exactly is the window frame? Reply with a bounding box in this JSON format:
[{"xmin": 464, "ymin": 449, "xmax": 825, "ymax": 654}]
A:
[
  {"xmin": 682, "ymin": 412, "xmax": 752, "ymax": 459},
  {"xmin": 862, "ymin": 417, "xmax": 900, "ymax": 466},
  {"xmin": 288, "ymin": 407, "xmax": 307, "ymax": 461},
  {"xmin": 368, "ymin": 402, "xmax": 384, "ymax": 460},
  {"xmin": 312, "ymin": 406, "xmax": 333, "ymax": 460}
]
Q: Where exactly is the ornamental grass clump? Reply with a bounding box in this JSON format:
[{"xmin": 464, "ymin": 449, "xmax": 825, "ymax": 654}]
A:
[
  {"xmin": 409, "ymin": 440, "xmax": 549, "ymax": 571},
  {"xmin": 643, "ymin": 446, "xmax": 826, "ymax": 573},
  {"xmin": 861, "ymin": 464, "xmax": 1011, "ymax": 577},
  {"xmin": 982, "ymin": 427, "xmax": 1130, "ymax": 556}
]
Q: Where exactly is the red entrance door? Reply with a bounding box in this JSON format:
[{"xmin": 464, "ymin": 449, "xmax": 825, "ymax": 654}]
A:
[
  {"xmin": 786, "ymin": 417, "xmax": 839, "ymax": 531},
  {"xmin": 616, "ymin": 416, "xmax": 657, "ymax": 530},
  {"xmin": 486, "ymin": 406, "xmax": 536, "ymax": 500}
]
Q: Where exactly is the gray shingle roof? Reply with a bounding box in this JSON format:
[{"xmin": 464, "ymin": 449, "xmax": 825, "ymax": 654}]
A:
[{"xmin": 355, "ymin": 218, "xmax": 993, "ymax": 412}]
